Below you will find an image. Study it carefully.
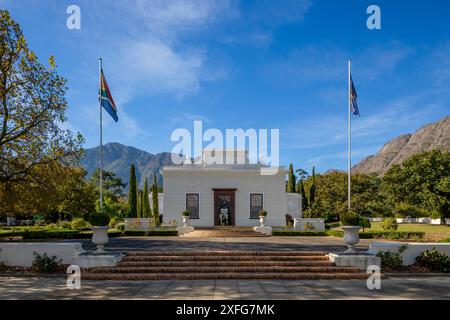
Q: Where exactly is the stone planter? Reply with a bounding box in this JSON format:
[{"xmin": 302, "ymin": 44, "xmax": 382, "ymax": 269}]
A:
[
  {"xmin": 91, "ymin": 226, "xmax": 110, "ymax": 253},
  {"xmin": 342, "ymin": 226, "xmax": 362, "ymax": 253},
  {"xmin": 259, "ymin": 216, "xmax": 266, "ymax": 227},
  {"xmin": 182, "ymin": 216, "xmax": 189, "ymax": 227}
]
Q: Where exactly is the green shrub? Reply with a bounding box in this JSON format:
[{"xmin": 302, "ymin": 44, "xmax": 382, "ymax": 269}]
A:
[
  {"xmin": 415, "ymin": 248, "xmax": 450, "ymax": 273},
  {"xmin": 381, "ymin": 217, "xmax": 398, "ymax": 231},
  {"xmin": 359, "ymin": 217, "xmax": 371, "ymax": 231},
  {"xmin": 31, "ymin": 252, "xmax": 63, "ymax": 273},
  {"xmin": 182, "ymin": 210, "xmax": 190, "ymax": 217},
  {"xmin": 116, "ymin": 222, "xmax": 126, "ymax": 231},
  {"xmin": 107, "ymin": 229, "xmax": 123, "ymax": 237},
  {"xmin": 0, "ymin": 261, "xmax": 6, "ymax": 272},
  {"xmin": 339, "ymin": 210, "xmax": 360, "ymax": 226},
  {"xmin": 23, "ymin": 230, "xmax": 80, "ymax": 239},
  {"xmin": 88, "ymin": 212, "xmax": 110, "ymax": 226},
  {"xmin": 327, "ymin": 230, "xmax": 344, "ymax": 237},
  {"xmin": 124, "ymin": 230, "xmax": 146, "ymax": 236},
  {"xmin": 59, "ymin": 221, "xmax": 72, "ymax": 229},
  {"xmin": 272, "ymin": 230, "xmax": 328, "ymax": 236},
  {"xmin": 258, "ymin": 210, "xmax": 268, "ymax": 217},
  {"xmin": 109, "ymin": 217, "xmax": 122, "ymax": 228},
  {"xmin": 71, "ymin": 218, "xmax": 90, "ymax": 230},
  {"xmin": 360, "ymin": 231, "xmax": 424, "ymax": 240},
  {"xmin": 376, "ymin": 245, "xmax": 407, "ymax": 271}
]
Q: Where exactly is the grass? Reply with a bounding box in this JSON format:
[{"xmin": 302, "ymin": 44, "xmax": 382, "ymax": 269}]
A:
[
  {"xmin": 332, "ymin": 222, "xmax": 450, "ymax": 241},
  {"xmin": 368, "ymin": 222, "xmax": 450, "ymax": 241}
]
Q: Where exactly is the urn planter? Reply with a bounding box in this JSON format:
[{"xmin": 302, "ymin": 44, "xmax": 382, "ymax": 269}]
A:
[
  {"xmin": 259, "ymin": 216, "xmax": 266, "ymax": 227},
  {"xmin": 91, "ymin": 226, "xmax": 110, "ymax": 253},
  {"xmin": 341, "ymin": 226, "xmax": 362, "ymax": 253},
  {"xmin": 182, "ymin": 216, "xmax": 189, "ymax": 227}
]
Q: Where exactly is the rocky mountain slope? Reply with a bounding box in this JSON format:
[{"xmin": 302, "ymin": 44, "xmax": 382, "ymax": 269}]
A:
[
  {"xmin": 81, "ymin": 143, "xmax": 174, "ymax": 188},
  {"xmin": 353, "ymin": 116, "xmax": 450, "ymax": 175}
]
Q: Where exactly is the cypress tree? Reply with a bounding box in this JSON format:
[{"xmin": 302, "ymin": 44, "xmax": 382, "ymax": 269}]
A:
[
  {"xmin": 309, "ymin": 166, "xmax": 316, "ymax": 205},
  {"xmin": 152, "ymin": 173, "xmax": 159, "ymax": 225},
  {"xmin": 287, "ymin": 163, "xmax": 296, "ymax": 193},
  {"xmin": 142, "ymin": 177, "xmax": 151, "ymax": 218},
  {"xmin": 300, "ymin": 179, "xmax": 308, "ymax": 211},
  {"xmin": 128, "ymin": 164, "xmax": 137, "ymax": 218},
  {"xmin": 137, "ymin": 188, "xmax": 142, "ymax": 218}
]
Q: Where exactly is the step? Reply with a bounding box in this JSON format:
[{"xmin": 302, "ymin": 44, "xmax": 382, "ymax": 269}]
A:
[
  {"xmin": 125, "ymin": 250, "xmax": 327, "ymax": 256},
  {"xmin": 86, "ymin": 266, "xmax": 362, "ymax": 274},
  {"xmin": 121, "ymin": 255, "xmax": 330, "ymax": 262},
  {"xmin": 81, "ymin": 272, "xmax": 372, "ymax": 280},
  {"xmin": 117, "ymin": 261, "xmax": 335, "ymax": 267}
]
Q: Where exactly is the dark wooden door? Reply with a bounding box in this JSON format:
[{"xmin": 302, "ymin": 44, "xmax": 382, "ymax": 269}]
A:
[{"xmin": 213, "ymin": 189, "xmax": 237, "ymax": 226}]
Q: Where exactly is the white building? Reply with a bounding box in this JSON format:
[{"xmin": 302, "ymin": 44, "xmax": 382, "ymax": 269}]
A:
[{"xmin": 162, "ymin": 150, "xmax": 290, "ymax": 227}]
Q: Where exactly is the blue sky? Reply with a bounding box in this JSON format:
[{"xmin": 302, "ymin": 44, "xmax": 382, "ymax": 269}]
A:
[{"xmin": 1, "ymin": 0, "xmax": 450, "ymax": 172}]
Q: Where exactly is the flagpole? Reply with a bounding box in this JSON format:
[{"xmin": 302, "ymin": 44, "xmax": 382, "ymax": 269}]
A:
[
  {"xmin": 348, "ymin": 59, "xmax": 351, "ymax": 212},
  {"xmin": 99, "ymin": 58, "xmax": 103, "ymax": 213}
]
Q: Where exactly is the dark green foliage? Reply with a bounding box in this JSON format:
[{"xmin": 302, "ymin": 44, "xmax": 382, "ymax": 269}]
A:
[
  {"xmin": 383, "ymin": 150, "xmax": 450, "ymax": 223},
  {"xmin": 258, "ymin": 210, "xmax": 267, "ymax": 217},
  {"xmin": 299, "ymin": 179, "xmax": 308, "ymax": 211},
  {"xmin": 31, "ymin": 252, "xmax": 63, "ymax": 273},
  {"xmin": 124, "ymin": 229, "xmax": 177, "ymax": 236},
  {"xmin": 309, "ymin": 166, "xmax": 316, "ymax": 205},
  {"xmin": 359, "ymin": 216, "xmax": 371, "ymax": 231},
  {"xmin": 88, "ymin": 212, "xmax": 110, "ymax": 226},
  {"xmin": 381, "ymin": 217, "xmax": 398, "ymax": 231},
  {"xmin": 272, "ymin": 230, "xmax": 328, "ymax": 236},
  {"xmin": 152, "ymin": 172, "xmax": 160, "ymax": 225},
  {"xmin": 287, "ymin": 164, "xmax": 296, "ymax": 193},
  {"xmin": 71, "ymin": 218, "xmax": 90, "ymax": 230},
  {"xmin": 339, "ymin": 210, "xmax": 360, "ymax": 226},
  {"xmin": 376, "ymin": 246, "xmax": 407, "ymax": 271},
  {"xmin": 128, "ymin": 164, "xmax": 137, "ymax": 218},
  {"xmin": 142, "ymin": 178, "xmax": 151, "ymax": 218},
  {"xmin": 415, "ymin": 248, "xmax": 450, "ymax": 272},
  {"xmin": 182, "ymin": 210, "xmax": 190, "ymax": 217},
  {"xmin": 394, "ymin": 202, "xmax": 427, "ymax": 218}
]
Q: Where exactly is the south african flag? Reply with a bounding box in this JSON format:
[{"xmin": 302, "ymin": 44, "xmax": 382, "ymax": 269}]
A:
[{"xmin": 99, "ymin": 70, "xmax": 118, "ymax": 122}]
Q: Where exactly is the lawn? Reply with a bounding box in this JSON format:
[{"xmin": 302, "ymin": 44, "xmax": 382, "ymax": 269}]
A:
[{"xmin": 367, "ymin": 222, "xmax": 450, "ymax": 241}]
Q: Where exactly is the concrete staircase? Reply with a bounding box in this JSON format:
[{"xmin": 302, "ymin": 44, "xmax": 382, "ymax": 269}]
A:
[
  {"xmin": 180, "ymin": 226, "xmax": 268, "ymax": 237},
  {"xmin": 81, "ymin": 250, "xmax": 371, "ymax": 280}
]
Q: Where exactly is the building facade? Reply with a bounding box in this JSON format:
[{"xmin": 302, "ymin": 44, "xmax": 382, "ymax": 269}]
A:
[{"xmin": 162, "ymin": 152, "xmax": 288, "ymax": 227}]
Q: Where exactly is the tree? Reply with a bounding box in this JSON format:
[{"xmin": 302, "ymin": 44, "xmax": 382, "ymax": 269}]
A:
[
  {"xmin": 152, "ymin": 172, "xmax": 159, "ymax": 225},
  {"xmin": 89, "ymin": 169, "xmax": 126, "ymax": 203},
  {"xmin": 383, "ymin": 150, "xmax": 450, "ymax": 223},
  {"xmin": 142, "ymin": 177, "xmax": 151, "ymax": 218},
  {"xmin": 287, "ymin": 163, "xmax": 296, "ymax": 193},
  {"xmin": 128, "ymin": 164, "xmax": 137, "ymax": 218},
  {"xmin": 0, "ymin": 10, "xmax": 83, "ymax": 183},
  {"xmin": 297, "ymin": 179, "xmax": 308, "ymax": 212},
  {"xmin": 309, "ymin": 166, "xmax": 317, "ymax": 205}
]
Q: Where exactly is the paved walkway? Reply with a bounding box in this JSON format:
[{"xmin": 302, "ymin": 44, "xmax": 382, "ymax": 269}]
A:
[
  {"xmin": 60, "ymin": 236, "xmax": 383, "ymax": 253},
  {"xmin": 1, "ymin": 276, "xmax": 449, "ymax": 299}
]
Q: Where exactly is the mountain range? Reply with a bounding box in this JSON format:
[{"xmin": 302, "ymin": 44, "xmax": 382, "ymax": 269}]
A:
[
  {"xmin": 80, "ymin": 143, "xmax": 173, "ymax": 188},
  {"xmin": 353, "ymin": 115, "xmax": 450, "ymax": 175},
  {"xmin": 80, "ymin": 116, "xmax": 450, "ymax": 186}
]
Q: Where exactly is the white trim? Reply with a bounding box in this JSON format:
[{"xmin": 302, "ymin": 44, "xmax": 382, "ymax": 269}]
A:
[{"xmin": 249, "ymin": 192, "xmax": 264, "ymax": 219}]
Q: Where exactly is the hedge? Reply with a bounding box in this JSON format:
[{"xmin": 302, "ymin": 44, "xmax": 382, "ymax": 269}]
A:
[
  {"xmin": 272, "ymin": 229, "xmax": 425, "ymax": 240},
  {"xmin": 124, "ymin": 229, "xmax": 178, "ymax": 237},
  {"xmin": 0, "ymin": 229, "xmax": 123, "ymax": 239},
  {"xmin": 327, "ymin": 230, "xmax": 424, "ymax": 240},
  {"xmin": 272, "ymin": 230, "xmax": 329, "ymax": 236}
]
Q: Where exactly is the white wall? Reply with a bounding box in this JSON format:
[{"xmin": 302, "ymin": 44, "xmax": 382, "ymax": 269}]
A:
[
  {"xmin": 368, "ymin": 242, "xmax": 450, "ymax": 266},
  {"xmin": 163, "ymin": 169, "xmax": 287, "ymax": 227},
  {"xmin": 0, "ymin": 243, "xmax": 84, "ymax": 267}
]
